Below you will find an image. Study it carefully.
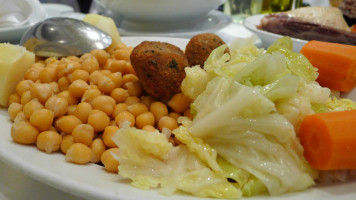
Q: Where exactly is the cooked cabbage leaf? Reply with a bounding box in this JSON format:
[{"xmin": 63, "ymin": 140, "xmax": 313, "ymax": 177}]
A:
[
  {"xmin": 113, "ymin": 122, "xmax": 241, "ymax": 199},
  {"xmin": 266, "ymin": 37, "xmax": 318, "ymax": 81},
  {"xmin": 187, "ymin": 76, "xmax": 316, "ymax": 195}
]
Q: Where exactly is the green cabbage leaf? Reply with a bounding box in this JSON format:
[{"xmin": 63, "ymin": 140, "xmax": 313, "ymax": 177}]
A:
[{"xmin": 113, "ymin": 122, "xmax": 241, "ymax": 199}]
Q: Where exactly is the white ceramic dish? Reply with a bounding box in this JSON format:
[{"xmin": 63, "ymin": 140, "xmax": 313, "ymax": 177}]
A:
[
  {"xmin": 1, "ymin": 37, "xmax": 356, "ymax": 200},
  {"xmin": 0, "ymin": 0, "xmax": 47, "ymax": 43},
  {"xmin": 243, "ymin": 14, "xmax": 308, "ymax": 52},
  {"xmin": 96, "ymin": 0, "xmax": 225, "ymax": 23},
  {"xmin": 117, "ymin": 10, "xmax": 232, "ymax": 38}
]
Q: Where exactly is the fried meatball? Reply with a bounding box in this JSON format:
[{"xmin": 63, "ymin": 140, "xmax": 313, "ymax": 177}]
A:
[
  {"xmin": 130, "ymin": 41, "xmax": 189, "ymax": 102},
  {"xmin": 185, "ymin": 33, "xmax": 226, "ymax": 67}
]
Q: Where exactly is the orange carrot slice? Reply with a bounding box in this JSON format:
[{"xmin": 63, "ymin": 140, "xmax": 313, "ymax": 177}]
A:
[
  {"xmin": 299, "ymin": 109, "xmax": 356, "ymax": 170},
  {"xmin": 351, "ymin": 25, "xmax": 356, "ymax": 34},
  {"xmin": 300, "ymin": 40, "xmax": 356, "ymax": 92}
]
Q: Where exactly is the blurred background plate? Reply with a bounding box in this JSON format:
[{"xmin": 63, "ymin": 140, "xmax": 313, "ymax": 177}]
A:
[
  {"xmin": 0, "ymin": 0, "xmax": 47, "ymax": 44},
  {"xmin": 243, "ymin": 14, "xmax": 307, "ymax": 52},
  {"xmin": 117, "ymin": 10, "xmax": 232, "ymax": 38}
]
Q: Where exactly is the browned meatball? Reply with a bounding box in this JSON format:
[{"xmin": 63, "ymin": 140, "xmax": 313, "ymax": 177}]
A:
[
  {"xmin": 185, "ymin": 33, "xmax": 226, "ymax": 67},
  {"xmin": 130, "ymin": 41, "xmax": 189, "ymax": 102}
]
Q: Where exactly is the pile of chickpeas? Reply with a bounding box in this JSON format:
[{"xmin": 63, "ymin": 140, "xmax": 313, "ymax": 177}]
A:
[{"xmin": 7, "ymin": 42, "xmax": 193, "ymax": 173}]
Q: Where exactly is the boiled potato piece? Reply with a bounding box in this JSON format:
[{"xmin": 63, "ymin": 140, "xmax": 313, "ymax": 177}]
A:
[
  {"xmin": 83, "ymin": 14, "xmax": 122, "ymax": 49},
  {"xmin": 0, "ymin": 43, "xmax": 35, "ymax": 107}
]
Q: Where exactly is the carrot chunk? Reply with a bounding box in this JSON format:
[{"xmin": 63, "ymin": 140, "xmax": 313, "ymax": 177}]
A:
[
  {"xmin": 300, "ymin": 41, "xmax": 356, "ymax": 92},
  {"xmin": 351, "ymin": 25, "xmax": 356, "ymax": 34},
  {"xmin": 299, "ymin": 110, "xmax": 356, "ymax": 170}
]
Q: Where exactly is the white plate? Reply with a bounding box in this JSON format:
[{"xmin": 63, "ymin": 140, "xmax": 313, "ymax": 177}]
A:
[
  {"xmin": 243, "ymin": 14, "xmax": 307, "ymax": 52},
  {"xmin": 0, "ymin": 0, "xmax": 47, "ymax": 43},
  {"xmin": 117, "ymin": 10, "xmax": 232, "ymax": 38},
  {"xmin": 1, "ymin": 37, "xmax": 356, "ymax": 200}
]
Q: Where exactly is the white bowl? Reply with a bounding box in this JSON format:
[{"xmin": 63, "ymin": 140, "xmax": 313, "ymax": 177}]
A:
[
  {"xmin": 96, "ymin": 0, "xmax": 226, "ymax": 23},
  {"xmin": 243, "ymin": 14, "xmax": 307, "ymax": 53}
]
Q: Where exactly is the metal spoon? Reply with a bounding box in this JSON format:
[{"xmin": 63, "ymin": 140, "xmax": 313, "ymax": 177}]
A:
[{"xmin": 20, "ymin": 17, "xmax": 112, "ymax": 57}]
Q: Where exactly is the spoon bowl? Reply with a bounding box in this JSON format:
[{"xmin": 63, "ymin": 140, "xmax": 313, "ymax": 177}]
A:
[{"xmin": 20, "ymin": 17, "xmax": 112, "ymax": 57}]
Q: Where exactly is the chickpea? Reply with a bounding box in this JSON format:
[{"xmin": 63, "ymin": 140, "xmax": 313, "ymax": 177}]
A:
[
  {"xmin": 142, "ymin": 125, "xmax": 156, "ymax": 132},
  {"xmin": 67, "ymin": 56, "xmax": 79, "ymax": 62},
  {"xmin": 158, "ymin": 116, "xmax": 178, "ymax": 132},
  {"xmin": 124, "ymin": 96, "xmax": 140, "ymax": 105},
  {"xmin": 114, "ymin": 48, "xmax": 130, "ymax": 61},
  {"xmin": 24, "ymin": 65, "xmax": 43, "ymax": 81},
  {"xmin": 107, "ymin": 59, "xmax": 127, "ymax": 74},
  {"xmin": 111, "ymin": 88, "xmax": 129, "ymax": 103},
  {"xmin": 14, "ymin": 111, "xmax": 27, "ymax": 123},
  {"xmin": 66, "ymin": 143, "xmax": 92, "ymax": 164},
  {"xmin": 102, "ymin": 126, "xmax": 119, "ymax": 148},
  {"xmin": 16, "ymin": 80, "xmax": 33, "ymax": 96},
  {"xmin": 29, "ymin": 108, "xmax": 54, "ymax": 131},
  {"xmin": 91, "ymin": 95, "xmax": 116, "ymax": 116},
  {"xmin": 20, "ymin": 90, "xmax": 32, "ymax": 105},
  {"xmin": 89, "ymin": 70, "xmax": 103, "ymax": 85},
  {"xmin": 56, "ymin": 63, "xmax": 67, "ymax": 78},
  {"xmin": 30, "ymin": 82, "xmax": 54, "ymax": 104},
  {"xmin": 90, "ymin": 137, "xmax": 106, "ymax": 163},
  {"xmin": 81, "ymin": 57, "xmax": 99, "ymax": 74},
  {"xmin": 89, "ymin": 84, "xmax": 99, "ymax": 90},
  {"xmin": 87, "ymin": 109, "xmax": 110, "ymax": 132},
  {"xmin": 125, "ymin": 63, "xmax": 136, "ymax": 75},
  {"xmin": 39, "ymin": 66, "xmax": 57, "ymax": 83},
  {"xmin": 122, "ymin": 74, "xmax": 138, "ymax": 88},
  {"xmin": 67, "ymin": 105, "xmax": 77, "ymax": 115},
  {"xmin": 11, "ymin": 121, "xmax": 39, "ymax": 144},
  {"xmin": 45, "ymin": 96, "xmax": 68, "ymax": 118},
  {"xmin": 60, "ymin": 135, "xmax": 74, "ymax": 154},
  {"xmin": 125, "ymin": 80, "xmax": 142, "ymax": 96},
  {"xmin": 49, "ymin": 82, "xmax": 60, "ymax": 94},
  {"xmin": 81, "ymin": 88, "xmax": 101, "ymax": 103},
  {"xmin": 8, "ymin": 93, "xmax": 21, "ymax": 105},
  {"xmin": 150, "ymin": 101, "xmax": 168, "ymax": 122},
  {"xmin": 57, "ymin": 91, "xmax": 78, "ymax": 105},
  {"xmin": 79, "ymin": 53, "xmax": 93, "ymax": 63},
  {"xmin": 68, "ymin": 79, "xmax": 90, "ymax": 98},
  {"xmin": 101, "ymin": 148, "xmax": 120, "ymax": 173},
  {"xmin": 57, "ymin": 59, "xmax": 80, "ymax": 77},
  {"xmin": 69, "ymin": 69, "xmax": 90, "ymax": 82},
  {"xmin": 73, "ymin": 102, "xmax": 92, "ymax": 123},
  {"xmin": 136, "ymin": 112, "xmax": 155, "ymax": 129},
  {"xmin": 55, "ymin": 115, "xmax": 82, "ymax": 134},
  {"xmin": 101, "ymin": 70, "xmax": 111, "ymax": 76},
  {"xmin": 168, "ymin": 112, "xmax": 181, "ymax": 121},
  {"xmin": 36, "ymin": 131, "xmax": 62, "ymax": 153},
  {"xmin": 127, "ymin": 103, "xmax": 148, "ymax": 117},
  {"xmin": 110, "ymin": 73, "xmax": 124, "ymax": 87},
  {"xmin": 91, "ymin": 49, "xmax": 109, "ymax": 66},
  {"xmin": 23, "ymin": 99, "xmax": 44, "ymax": 119},
  {"xmin": 8, "ymin": 103, "xmax": 23, "ymax": 121},
  {"xmin": 112, "ymin": 103, "xmax": 128, "ymax": 118},
  {"xmin": 72, "ymin": 124, "xmax": 94, "ymax": 146},
  {"xmin": 98, "ymin": 75, "xmax": 115, "ymax": 94},
  {"xmin": 115, "ymin": 111, "xmax": 135, "ymax": 128},
  {"xmin": 66, "ymin": 61, "xmax": 81, "ymax": 74},
  {"xmin": 58, "ymin": 76, "xmax": 70, "ymax": 91},
  {"xmin": 167, "ymin": 93, "xmax": 191, "ymax": 113},
  {"xmin": 45, "ymin": 57, "xmax": 58, "ymax": 64},
  {"xmin": 140, "ymin": 96, "xmax": 155, "ymax": 108}
]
